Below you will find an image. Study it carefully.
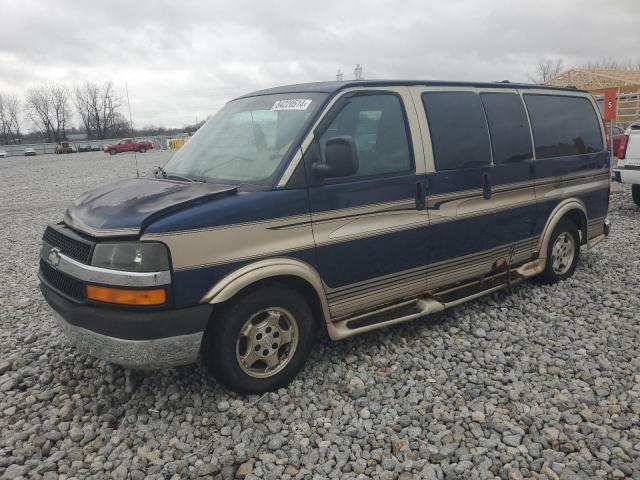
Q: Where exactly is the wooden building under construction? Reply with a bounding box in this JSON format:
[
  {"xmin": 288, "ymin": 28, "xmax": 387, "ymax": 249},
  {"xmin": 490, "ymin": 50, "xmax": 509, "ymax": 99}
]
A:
[{"xmin": 548, "ymin": 69, "xmax": 640, "ymax": 126}]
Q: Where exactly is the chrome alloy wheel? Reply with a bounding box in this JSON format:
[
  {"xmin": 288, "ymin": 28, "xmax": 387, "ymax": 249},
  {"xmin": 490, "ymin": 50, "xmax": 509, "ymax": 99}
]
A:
[
  {"xmin": 235, "ymin": 307, "xmax": 299, "ymax": 378},
  {"xmin": 551, "ymin": 232, "xmax": 575, "ymax": 275}
]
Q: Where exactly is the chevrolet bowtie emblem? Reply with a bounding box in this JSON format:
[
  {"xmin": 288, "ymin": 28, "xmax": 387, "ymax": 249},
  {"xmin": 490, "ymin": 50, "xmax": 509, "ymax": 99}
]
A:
[{"xmin": 48, "ymin": 247, "xmax": 61, "ymax": 268}]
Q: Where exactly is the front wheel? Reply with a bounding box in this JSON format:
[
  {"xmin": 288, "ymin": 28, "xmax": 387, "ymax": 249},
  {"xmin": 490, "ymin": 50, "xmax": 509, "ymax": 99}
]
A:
[
  {"xmin": 202, "ymin": 283, "xmax": 316, "ymax": 394},
  {"xmin": 632, "ymin": 184, "xmax": 640, "ymax": 207},
  {"xmin": 139, "ymin": 146, "xmax": 146, "ymax": 153},
  {"xmin": 537, "ymin": 218, "xmax": 580, "ymax": 284},
  {"xmin": 109, "ymin": 149, "xmax": 116, "ymax": 155}
]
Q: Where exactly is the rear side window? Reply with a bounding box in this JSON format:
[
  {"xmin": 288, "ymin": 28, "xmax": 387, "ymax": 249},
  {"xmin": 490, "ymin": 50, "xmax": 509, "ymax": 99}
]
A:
[
  {"xmin": 422, "ymin": 92, "xmax": 491, "ymax": 170},
  {"xmin": 480, "ymin": 93, "xmax": 533, "ymax": 164},
  {"xmin": 319, "ymin": 94, "xmax": 412, "ymax": 178},
  {"xmin": 524, "ymin": 94, "xmax": 603, "ymax": 159}
]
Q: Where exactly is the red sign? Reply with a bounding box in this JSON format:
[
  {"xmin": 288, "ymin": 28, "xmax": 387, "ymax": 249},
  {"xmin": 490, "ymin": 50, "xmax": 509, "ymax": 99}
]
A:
[{"xmin": 603, "ymin": 88, "xmax": 617, "ymax": 121}]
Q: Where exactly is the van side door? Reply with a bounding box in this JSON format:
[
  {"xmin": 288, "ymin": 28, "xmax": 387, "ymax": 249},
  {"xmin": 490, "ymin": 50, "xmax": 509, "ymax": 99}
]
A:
[
  {"xmin": 304, "ymin": 88, "xmax": 429, "ymax": 319},
  {"xmin": 415, "ymin": 88, "xmax": 536, "ymax": 290}
]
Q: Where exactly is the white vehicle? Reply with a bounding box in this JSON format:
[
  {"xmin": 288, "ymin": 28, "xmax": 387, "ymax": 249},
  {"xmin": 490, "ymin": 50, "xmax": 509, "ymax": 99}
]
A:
[
  {"xmin": 0, "ymin": 151, "xmax": 6, "ymax": 158},
  {"xmin": 24, "ymin": 148, "xmax": 36, "ymax": 156},
  {"xmin": 613, "ymin": 125, "xmax": 640, "ymax": 206}
]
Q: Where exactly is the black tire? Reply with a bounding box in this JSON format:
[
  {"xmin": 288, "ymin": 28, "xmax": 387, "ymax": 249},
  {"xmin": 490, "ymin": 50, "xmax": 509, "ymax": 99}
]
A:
[
  {"xmin": 632, "ymin": 184, "xmax": 640, "ymax": 207},
  {"xmin": 202, "ymin": 283, "xmax": 316, "ymax": 394},
  {"xmin": 139, "ymin": 146, "xmax": 146, "ymax": 153},
  {"xmin": 109, "ymin": 149, "xmax": 116, "ymax": 155},
  {"xmin": 537, "ymin": 218, "xmax": 580, "ymax": 284}
]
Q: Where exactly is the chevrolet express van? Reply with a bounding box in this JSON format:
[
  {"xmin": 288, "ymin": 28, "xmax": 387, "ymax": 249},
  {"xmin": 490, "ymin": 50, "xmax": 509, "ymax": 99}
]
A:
[{"xmin": 39, "ymin": 80, "xmax": 610, "ymax": 393}]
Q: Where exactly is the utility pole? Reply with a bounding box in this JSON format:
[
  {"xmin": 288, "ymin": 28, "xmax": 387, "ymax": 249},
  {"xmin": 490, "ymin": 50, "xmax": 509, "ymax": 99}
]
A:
[{"xmin": 336, "ymin": 69, "xmax": 343, "ymax": 81}]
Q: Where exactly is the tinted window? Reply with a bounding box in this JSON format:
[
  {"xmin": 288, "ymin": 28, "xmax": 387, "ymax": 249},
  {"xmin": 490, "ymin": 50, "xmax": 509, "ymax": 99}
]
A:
[
  {"xmin": 422, "ymin": 91, "xmax": 491, "ymax": 170},
  {"xmin": 319, "ymin": 94, "xmax": 412, "ymax": 178},
  {"xmin": 524, "ymin": 94, "xmax": 603, "ymax": 159},
  {"xmin": 480, "ymin": 93, "xmax": 533, "ymax": 164}
]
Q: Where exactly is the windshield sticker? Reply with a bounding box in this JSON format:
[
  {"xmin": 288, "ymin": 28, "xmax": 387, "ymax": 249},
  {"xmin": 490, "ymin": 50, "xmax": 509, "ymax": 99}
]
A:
[{"xmin": 271, "ymin": 99, "xmax": 312, "ymax": 111}]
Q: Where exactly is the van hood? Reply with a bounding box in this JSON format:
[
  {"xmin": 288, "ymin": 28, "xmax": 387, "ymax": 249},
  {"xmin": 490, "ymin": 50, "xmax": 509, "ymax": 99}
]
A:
[{"xmin": 63, "ymin": 178, "xmax": 237, "ymax": 237}]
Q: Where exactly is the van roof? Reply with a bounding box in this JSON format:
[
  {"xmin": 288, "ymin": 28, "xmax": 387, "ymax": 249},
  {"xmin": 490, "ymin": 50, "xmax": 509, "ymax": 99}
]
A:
[{"xmin": 238, "ymin": 80, "xmax": 586, "ymax": 99}]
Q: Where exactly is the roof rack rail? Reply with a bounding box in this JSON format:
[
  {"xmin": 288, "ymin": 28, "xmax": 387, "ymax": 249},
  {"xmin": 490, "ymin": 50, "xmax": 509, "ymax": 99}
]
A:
[{"xmin": 495, "ymin": 80, "xmax": 511, "ymax": 83}]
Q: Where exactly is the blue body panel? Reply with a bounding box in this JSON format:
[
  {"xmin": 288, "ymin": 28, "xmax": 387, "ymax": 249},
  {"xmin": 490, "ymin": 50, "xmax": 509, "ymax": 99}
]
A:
[
  {"xmin": 532, "ymin": 151, "xmax": 610, "ymax": 236},
  {"xmin": 145, "ymin": 189, "xmax": 311, "ymax": 234},
  {"xmin": 307, "ymin": 172, "xmax": 424, "ymax": 289},
  {"xmin": 66, "ymin": 178, "xmax": 237, "ymax": 232},
  {"xmin": 426, "ymin": 159, "xmax": 536, "ymax": 273}
]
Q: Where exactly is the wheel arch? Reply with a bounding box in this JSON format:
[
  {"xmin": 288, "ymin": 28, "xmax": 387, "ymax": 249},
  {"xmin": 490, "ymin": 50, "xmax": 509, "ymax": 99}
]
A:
[
  {"xmin": 200, "ymin": 258, "xmax": 331, "ymax": 325},
  {"xmin": 537, "ymin": 198, "xmax": 588, "ymax": 260}
]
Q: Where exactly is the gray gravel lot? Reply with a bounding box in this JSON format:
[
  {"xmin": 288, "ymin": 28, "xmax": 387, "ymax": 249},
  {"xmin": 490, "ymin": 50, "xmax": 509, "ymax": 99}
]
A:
[{"xmin": 1, "ymin": 150, "xmax": 639, "ymax": 480}]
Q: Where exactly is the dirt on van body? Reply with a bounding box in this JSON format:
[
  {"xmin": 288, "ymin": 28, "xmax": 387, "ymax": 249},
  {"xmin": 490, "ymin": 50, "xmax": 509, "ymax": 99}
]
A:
[{"xmin": 1, "ymin": 150, "xmax": 639, "ymax": 479}]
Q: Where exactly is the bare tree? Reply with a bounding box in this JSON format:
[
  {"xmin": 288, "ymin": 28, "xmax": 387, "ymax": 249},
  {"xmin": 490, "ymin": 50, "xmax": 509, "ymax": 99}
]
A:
[
  {"xmin": 0, "ymin": 93, "xmax": 22, "ymax": 145},
  {"xmin": 25, "ymin": 84, "xmax": 71, "ymax": 142},
  {"xmin": 528, "ymin": 58, "xmax": 564, "ymax": 84},
  {"xmin": 25, "ymin": 87, "xmax": 54, "ymax": 142},
  {"xmin": 50, "ymin": 84, "xmax": 72, "ymax": 141},
  {"xmin": 582, "ymin": 58, "xmax": 639, "ymax": 70},
  {"xmin": 73, "ymin": 81, "xmax": 98, "ymax": 137},
  {"xmin": 73, "ymin": 81, "xmax": 125, "ymax": 139}
]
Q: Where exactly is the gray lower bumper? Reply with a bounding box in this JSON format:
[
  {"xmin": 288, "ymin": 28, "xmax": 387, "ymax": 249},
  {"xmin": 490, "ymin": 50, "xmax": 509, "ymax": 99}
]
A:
[{"xmin": 54, "ymin": 312, "xmax": 203, "ymax": 369}]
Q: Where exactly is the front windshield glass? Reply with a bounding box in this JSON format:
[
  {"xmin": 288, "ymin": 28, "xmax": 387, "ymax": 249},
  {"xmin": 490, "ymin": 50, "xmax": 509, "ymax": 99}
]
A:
[{"xmin": 163, "ymin": 92, "xmax": 327, "ymax": 184}]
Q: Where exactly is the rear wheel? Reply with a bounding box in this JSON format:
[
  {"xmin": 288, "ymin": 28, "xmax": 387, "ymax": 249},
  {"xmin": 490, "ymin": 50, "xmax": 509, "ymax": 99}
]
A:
[
  {"xmin": 632, "ymin": 184, "xmax": 640, "ymax": 207},
  {"xmin": 537, "ymin": 218, "xmax": 580, "ymax": 284},
  {"xmin": 202, "ymin": 283, "xmax": 316, "ymax": 394}
]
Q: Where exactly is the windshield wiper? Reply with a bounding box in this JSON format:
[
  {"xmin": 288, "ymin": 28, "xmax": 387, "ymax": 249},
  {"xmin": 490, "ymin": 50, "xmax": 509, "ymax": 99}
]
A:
[{"xmin": 153, "ymin": 166, "xmax": 204, "ymax": 183}]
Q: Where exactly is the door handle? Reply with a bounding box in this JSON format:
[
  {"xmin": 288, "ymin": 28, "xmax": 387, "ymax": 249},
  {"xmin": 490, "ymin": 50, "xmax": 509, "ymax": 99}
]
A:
[
  {"xmin": 416, "ymin": 180, "xmax": 426, "ymax": 210},
  {"xmin": 483, "ymin": 172, "xmax": 492, "ymax": 200}
]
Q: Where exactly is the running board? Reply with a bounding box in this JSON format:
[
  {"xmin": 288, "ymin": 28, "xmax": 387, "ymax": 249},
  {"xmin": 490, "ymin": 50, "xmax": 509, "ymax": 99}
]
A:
[
  {"xmin": 326, "ymin": 258, "xmax": 543, "ymax": 340},
  {"xmin": 327, "ymin": 297, "xmax": 445, "ymax": 340}
]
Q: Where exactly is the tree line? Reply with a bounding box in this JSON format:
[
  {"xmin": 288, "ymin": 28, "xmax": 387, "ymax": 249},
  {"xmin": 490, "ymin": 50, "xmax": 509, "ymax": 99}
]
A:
[{"xmin": 0, "ymin": 81, "xmax": 129, "ymax": 145}]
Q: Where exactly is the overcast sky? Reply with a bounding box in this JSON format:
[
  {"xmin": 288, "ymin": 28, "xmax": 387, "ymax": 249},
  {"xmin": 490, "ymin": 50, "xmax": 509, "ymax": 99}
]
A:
[{"xmin": 1, "ymin": 0, "xmax": 639, "ymax": 129}]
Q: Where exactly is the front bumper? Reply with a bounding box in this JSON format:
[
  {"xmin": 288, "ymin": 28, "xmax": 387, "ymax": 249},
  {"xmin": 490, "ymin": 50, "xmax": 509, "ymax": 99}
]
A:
[{"xmin": 41, "ymin": 283, "xmax": 212, "ymax": 369}]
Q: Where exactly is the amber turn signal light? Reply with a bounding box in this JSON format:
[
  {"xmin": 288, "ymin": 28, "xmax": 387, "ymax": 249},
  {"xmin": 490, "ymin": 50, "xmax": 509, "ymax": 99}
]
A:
[{"xmin": 86, "ymin": 285, "xmax": 166, "ymax": 306}]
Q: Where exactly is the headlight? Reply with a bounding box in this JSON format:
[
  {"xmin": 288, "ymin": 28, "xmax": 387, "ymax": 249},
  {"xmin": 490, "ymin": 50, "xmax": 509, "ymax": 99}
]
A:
[{"xmin": 91, "ymin": 242, "xmax": 170, "ymax": 272}]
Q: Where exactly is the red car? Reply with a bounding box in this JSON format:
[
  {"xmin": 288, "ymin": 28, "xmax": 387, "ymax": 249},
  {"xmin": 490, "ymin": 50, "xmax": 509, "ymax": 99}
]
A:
[
  {"xmin": 604, "ymin": 123, "xmax": 625, "ymax": 155},
  {"xmin": 104, "ymin": 139, "xmax": 153, "ymax": 155}
]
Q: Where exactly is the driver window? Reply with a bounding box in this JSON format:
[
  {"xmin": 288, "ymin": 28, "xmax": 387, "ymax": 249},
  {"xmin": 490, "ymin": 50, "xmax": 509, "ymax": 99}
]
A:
[{"xmin": 319, "ymin": 94, "xmax": 412, "ymax": 178}]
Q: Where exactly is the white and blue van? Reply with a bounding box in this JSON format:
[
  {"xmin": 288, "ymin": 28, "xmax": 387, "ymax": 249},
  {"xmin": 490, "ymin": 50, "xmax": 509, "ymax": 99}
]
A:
[{"xmin": 40, "ymin": 80, "xmax": 611, "ymax": 393}]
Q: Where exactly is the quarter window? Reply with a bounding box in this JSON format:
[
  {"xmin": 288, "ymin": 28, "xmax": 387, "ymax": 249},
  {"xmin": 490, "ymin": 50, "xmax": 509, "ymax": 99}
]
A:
[
  {"xmin": 524, "ymin": 94, "xmax": 604, "ymax": 159},
  {"xmin": 318, "ymin": 94, "xmax": 412, "ymax": 178},
  {"xmin": 480, "ymin": 93, "xmax": 533, "ymax": 164},
  {"xmin": 422, "ymin": 91, "xmax": 492, "ymax": 170}
]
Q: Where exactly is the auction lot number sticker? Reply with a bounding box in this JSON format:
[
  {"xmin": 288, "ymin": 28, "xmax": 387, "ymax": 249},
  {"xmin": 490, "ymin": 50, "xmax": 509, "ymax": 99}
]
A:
[{"xmin": 271, "ymin": 99, "xmax": 312, "ymax": 111}]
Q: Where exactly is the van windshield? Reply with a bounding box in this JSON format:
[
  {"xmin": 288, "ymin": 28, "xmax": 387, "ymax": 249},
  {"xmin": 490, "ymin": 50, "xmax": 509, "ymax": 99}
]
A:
[{"xmin": 163, "ymin": 93, "xmax": 327, "ymax": 185}]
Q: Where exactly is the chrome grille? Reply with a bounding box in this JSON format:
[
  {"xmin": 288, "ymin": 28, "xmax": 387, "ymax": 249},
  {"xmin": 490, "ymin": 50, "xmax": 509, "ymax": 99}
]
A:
[
  {"xmin": 43, "ymin": 226, "xmax": 93, "ymax": 264},
  {"xmin": 39, "ymin": 259, "xmax": 85, "ymax": 301}
]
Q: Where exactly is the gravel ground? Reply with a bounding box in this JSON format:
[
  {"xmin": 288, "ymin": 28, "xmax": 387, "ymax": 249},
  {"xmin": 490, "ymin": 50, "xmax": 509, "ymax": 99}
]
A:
[{"xmin": 1, "ymin": 151, "xmax": 639, "ymax": 480}]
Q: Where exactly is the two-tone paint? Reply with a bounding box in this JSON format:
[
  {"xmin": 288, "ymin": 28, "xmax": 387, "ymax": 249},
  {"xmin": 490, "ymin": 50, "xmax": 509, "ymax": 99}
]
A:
[{"xmin": 41, "ymin": 80, "xmax": 610, "ymax": 366}]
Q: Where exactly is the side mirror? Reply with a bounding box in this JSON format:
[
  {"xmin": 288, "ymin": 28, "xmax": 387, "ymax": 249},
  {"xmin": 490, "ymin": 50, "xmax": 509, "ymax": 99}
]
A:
[{"xmin": 312, "ymin": 136, "xmax": 359, "ymax": 178}]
